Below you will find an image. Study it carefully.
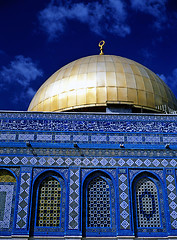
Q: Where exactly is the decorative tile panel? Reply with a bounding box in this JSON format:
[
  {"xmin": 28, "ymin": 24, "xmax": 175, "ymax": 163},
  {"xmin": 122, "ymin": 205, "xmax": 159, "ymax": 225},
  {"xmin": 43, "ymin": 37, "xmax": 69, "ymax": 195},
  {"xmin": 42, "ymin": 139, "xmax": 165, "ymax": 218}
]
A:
[
  {"xmin": 163, "ymin": 136, "xmax": 177, "ymax": 143},
  {"xmin": 37, "ymin": 134, "xmax": 52, "ymax": 141},
  {"xmin": 0, "ymin": 134, "xmax": 16, "ymax": 140},
  {"xmin": 109, "ymin": 135, "xmax": 124, "ymax": 142},
  {"xmin": 0, "ymin": 185, "xmax": 14, "ymax": 228},
  {"xmin": 91, "ymin": 135, "xmax": 107, "ymax": 142},
  {"xmin": 73, "ymin": 135, "xmax": 88, "ymax": 142},
  {"xmin": 69, "ymin": 168, "xmax": 80, "ymax": 230},
  {"xmin": 55, "ymin": 134, "xmax": 70, "ymax": 141},
  {"xmin": 145, "ymin": 136, "xmax": 160, "ymax": 142},
  {"xmin": 166, "ymin": 170, "xmax": 177, "ymax": 229},
  {"xmin": 18, "ymin": 134, "xmax": 34, "ymax": 141},
  {"xmin": 127, "ymin": 136, "xmax": 142, "ymax": 142},
  {"xmin": 118, "ymin": 170, "xmax": 130, "ymax": 229},
  {"xmin": 16, "ymin": 171, "xmax": 31, "ymax": 229}
]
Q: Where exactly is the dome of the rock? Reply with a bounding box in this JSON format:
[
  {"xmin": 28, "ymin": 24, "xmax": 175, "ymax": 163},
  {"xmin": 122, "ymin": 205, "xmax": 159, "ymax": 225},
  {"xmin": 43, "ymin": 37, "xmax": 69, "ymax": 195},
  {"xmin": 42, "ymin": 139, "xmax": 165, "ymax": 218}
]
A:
[{"xmin": 28, "ymin": 55, "xmax": 177, "ymax": 113}]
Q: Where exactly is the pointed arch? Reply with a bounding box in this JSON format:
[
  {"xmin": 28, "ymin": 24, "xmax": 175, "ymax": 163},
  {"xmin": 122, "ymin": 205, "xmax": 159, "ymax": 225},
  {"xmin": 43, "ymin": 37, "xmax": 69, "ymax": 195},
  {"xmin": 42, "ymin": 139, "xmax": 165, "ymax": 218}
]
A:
[
  {"xmin": 135, "ymin": 177, "xmax": 161, "ymax": 227},
  {"xmin": 0, "ymin": 168, "xmax": 17, "ymax": 232},
  {"xmin": 0, "ymin": 169, "xmax": 16, "ymax": 182},
  {"xmin": 82, "ymin": 170, "xmax": 116, "ymax": 237},
  {"xmin": 37, "ymin": 176, "xmax": 61, "ymax": 227},
  {"xmin": 30, "ymin": 170, "xmax": 66, "ymax": 236},
  {"xmin": 132, "ymin": 171, "xmax": 166, "ymax": 237},
  {"xmin": 87, "ymin": 176, "xmax": 111, "ymax": 228}
]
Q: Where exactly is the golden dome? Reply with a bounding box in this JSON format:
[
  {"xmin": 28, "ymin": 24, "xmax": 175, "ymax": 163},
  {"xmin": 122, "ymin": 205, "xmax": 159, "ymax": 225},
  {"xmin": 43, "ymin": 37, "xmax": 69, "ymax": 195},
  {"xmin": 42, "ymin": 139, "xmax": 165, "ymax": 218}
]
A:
[{"xmin": 28, "ymin": 55, "xmax": 177, "ymax": 113}]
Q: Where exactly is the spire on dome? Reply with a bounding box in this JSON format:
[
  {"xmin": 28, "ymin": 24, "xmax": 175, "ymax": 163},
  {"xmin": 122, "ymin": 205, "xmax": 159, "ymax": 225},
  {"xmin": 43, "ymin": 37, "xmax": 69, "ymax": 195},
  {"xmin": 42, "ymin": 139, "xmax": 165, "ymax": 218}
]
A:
[{"xmin": 99, "ymin": 40, "xmax": 105, "ymax": 55}]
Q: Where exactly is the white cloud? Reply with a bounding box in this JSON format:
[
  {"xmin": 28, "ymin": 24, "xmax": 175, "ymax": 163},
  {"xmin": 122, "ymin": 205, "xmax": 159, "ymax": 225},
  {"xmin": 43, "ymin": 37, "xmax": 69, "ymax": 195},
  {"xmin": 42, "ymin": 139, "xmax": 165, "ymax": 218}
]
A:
[
  {"xmin": 0, "ymin": 55, "xmax": 43, "ymax": 87},
  {"xmin": 26, "ymin": 87, "xmax": 36, "ymax": 98},
  {"xmin": 141, "ymin": 49, "xmax": 154, "ymax": 60},
  {"xmin": 0, "ymin": 55, "xmax": 43, "ymax": 107},
  {"xmin": 157, "ymin": 73, "xmax": 166, "ymax": 82},
  {"xmin": 130, "ymin": 0, "xmax": 168, "ymax": 29},
  {"xmin": 157, "ymin": 68, "xmax": 177, "ymax": 97},
  {"xmin": 13, "ymin": 87, "xmax": 36, "ymax": 106},
  {"xmin": 38, "ymin": 0, "xmax": 130, "ymax": 39}
]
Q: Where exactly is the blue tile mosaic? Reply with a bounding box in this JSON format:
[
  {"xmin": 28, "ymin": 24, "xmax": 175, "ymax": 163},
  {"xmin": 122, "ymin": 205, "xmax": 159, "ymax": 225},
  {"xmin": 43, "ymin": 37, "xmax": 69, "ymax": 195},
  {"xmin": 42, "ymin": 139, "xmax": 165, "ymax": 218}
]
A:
[
  {"xmin": 118, "ymin": 172, "xmax": 130, "ymax": 230},
  {"xmin": 16, "ymin": 171, "xmax": 31, "ymax": 229},
  {"xmin": 69, "ymin": 168, "xmax": 80, "ymax": 230},
  {"xmin": 0, "ymin": 111, "xmax": 177, "ymax": 237},
  {"xmin": 1, "ymin": 156, "xmax": 177, "ymax": 168},
  {"xmin": 166, "ymin": 171, "xmax": 177, "ymax": 229}
]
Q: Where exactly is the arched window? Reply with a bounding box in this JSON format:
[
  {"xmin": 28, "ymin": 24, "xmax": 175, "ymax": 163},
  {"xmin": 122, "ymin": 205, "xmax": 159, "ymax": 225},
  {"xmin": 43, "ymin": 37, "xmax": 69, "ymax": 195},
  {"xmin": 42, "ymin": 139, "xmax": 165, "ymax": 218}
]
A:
[
  {"xmin": 30, "ymin": 171, "xmax": 66, "ymax": 236},
  {"xmin": 87, "ymin": 176, "xmax": 111, "ymax": 228},
  {"xmin": 132, "ymin": 173, "xmax": 166, "ymax": 236},
  {"xmin": 83, "ymin": 171, "xmax": 116, "ymax": 237},
  {"xmin": 37, "ymin": 176, "xmax": 61, "ymax": 227},
  {"xmin": 135, "ymin": 177, "xmax": 161, "ymax": 228},
  {"xmin": 0, "ymin": 169, "xmax": 16, "ymax": 230}
]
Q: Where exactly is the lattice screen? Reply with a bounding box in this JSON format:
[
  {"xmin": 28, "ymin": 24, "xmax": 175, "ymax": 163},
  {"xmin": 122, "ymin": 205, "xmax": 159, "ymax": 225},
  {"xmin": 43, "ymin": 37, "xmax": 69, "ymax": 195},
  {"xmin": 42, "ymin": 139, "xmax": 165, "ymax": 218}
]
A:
[
  {"xmin": 37, "ymin": 177, "xmax": 61, "ymax": 227},
  {"xmin": 136, "ymin": 178, "xmax": 161, "ymax": 228},
  {"xmin": 87, "ymin": 176, "xmax": 111, "ymax": 228}
]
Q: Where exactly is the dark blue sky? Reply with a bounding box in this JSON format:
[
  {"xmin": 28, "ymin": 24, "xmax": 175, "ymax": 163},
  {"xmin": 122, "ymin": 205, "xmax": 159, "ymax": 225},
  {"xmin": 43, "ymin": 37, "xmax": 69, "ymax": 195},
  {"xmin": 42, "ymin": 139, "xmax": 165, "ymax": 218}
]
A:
[{"xmin": 0, "ymin": 0, "xmax": 177, "ymax": 111}]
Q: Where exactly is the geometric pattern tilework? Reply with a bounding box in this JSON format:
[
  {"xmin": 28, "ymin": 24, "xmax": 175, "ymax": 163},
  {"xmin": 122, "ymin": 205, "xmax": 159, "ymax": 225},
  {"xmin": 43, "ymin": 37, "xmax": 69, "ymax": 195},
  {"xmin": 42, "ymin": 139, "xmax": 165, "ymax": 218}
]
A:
[
  {"xmin": 0, "ymin": 185, "xmax": 14, "ymax": 228},
  {"xmin": 136, "ymin": 178, "xmax": 161, "ymax": 228},
  {"xmin": 1, "ymin": 156, "xmax": 177, "ymax": 168},
  {"xmin": 87, "ymin": 177, "xmax": 111, "ymax": 228},
  {"xmin": 69, "ymin": 169, "xmax": 80, "ymax": 230},
  {"xmin": 16, "ymin": 172, "xmax": 31, "ymax": 229},
  {"xmin": 166, "ymin": 171, "xmax": 177, "ymax": 229},
  {"xmin": 118, "ymin": 171, "xmax": 130, "ymax": 230}
]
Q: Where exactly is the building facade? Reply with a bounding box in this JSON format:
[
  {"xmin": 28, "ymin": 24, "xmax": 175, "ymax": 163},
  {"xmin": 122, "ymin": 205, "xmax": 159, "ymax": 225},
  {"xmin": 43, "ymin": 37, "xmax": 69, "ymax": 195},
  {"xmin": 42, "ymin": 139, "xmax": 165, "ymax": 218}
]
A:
[{"xmin": 1, "ymin": 53, "xmax": 177, "ymax": 239}]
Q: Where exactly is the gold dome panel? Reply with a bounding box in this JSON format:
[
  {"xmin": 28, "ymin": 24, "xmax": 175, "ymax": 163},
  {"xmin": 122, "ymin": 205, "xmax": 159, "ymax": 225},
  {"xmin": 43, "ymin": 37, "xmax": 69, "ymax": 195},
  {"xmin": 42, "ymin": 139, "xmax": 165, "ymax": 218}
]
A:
[{"xmin": 28, "ymin": 55, "xmax": 177, "ymax": 113}]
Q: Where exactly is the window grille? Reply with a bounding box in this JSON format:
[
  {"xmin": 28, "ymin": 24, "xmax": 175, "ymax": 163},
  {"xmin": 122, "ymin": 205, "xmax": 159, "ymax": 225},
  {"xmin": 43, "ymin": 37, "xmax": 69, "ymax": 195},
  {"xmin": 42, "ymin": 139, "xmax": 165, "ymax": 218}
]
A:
[
  {"xmin": 37, "ymin": 177, "xmax": 61, "ymax": 227},
  {"xmin": 136, "ymin": 178, "xmax": 161, "ymax": 228},
  {"xmin": 87, "ymin": 176, "xmax": 111, "ymax": 228}
]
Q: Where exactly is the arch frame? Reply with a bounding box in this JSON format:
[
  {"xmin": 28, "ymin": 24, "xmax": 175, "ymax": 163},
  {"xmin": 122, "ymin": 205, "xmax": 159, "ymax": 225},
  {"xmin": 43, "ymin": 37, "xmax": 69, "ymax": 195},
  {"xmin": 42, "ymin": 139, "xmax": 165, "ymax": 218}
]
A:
[
  {"xmin": 0, "ymin": 168, "xmax": 18, "ymax": 236},
  {"xmin": 130, "ymin": 170, "xmax": 168, "ymax": 237},
  {"xmin": 29, "ymin": 169, "xmax": 67, "ymax": 237},
  {"xmin": 81, "ymin": 169, "xmax": 117, "ymax": 237},
  {"xmin": 35, "ymin": 175, "xmax": 63, "ymax": 228},
  {"xmin": 0, "ymin": 167, "xmax": 18, "ymax": 182}
]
